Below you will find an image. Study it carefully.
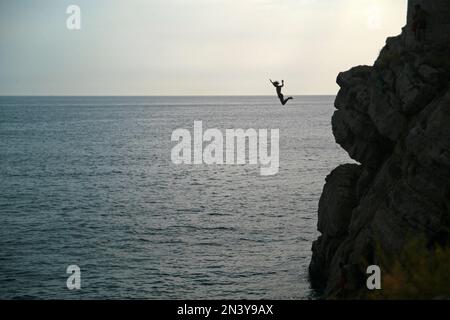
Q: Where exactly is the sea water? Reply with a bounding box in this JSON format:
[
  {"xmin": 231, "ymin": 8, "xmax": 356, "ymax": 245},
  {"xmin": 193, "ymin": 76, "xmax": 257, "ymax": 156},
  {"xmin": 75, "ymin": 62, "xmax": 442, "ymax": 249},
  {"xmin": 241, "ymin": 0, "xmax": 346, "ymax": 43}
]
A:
[{"xmin": 0, "ymin": 96, "xmax": 350, "ymax": 299}]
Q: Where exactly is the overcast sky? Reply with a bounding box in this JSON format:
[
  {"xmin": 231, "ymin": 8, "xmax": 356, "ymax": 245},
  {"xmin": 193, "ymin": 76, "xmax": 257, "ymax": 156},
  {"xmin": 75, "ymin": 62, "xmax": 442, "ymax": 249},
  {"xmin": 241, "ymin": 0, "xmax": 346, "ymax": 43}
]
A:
[{"xmin": 0, "ymin": 0, "xmax": 407, "ymax": 95}]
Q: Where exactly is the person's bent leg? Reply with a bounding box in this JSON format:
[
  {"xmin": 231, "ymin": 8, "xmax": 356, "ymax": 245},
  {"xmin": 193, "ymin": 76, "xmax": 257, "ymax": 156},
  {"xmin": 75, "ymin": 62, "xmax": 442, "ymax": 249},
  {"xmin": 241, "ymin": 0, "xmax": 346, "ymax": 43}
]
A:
[{"xmin": 282, "ymin": 97, "xmax": 293, "ymax": 106}]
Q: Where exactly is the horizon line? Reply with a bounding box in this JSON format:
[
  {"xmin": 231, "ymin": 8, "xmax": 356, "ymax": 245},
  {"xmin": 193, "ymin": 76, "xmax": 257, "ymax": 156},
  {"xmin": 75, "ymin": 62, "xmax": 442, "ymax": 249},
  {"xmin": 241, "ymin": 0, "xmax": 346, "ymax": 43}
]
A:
[{"xmin": 0, "ymin": 94, "xmax": 337, "ymax": 97}]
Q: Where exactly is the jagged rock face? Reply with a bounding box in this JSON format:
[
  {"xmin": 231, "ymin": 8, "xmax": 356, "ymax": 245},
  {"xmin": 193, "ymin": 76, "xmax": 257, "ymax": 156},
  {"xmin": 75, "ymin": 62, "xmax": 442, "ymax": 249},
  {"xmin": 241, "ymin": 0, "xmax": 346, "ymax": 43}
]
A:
[
  {"xmin": 309, "ymin": 164, "xmax": 361, "ymax": 290},
  {"xmin": 309, "ymin": 1, "xmax": 450, "ymax": 298},
  {"xmin": 406, "ymin": 0, "xmax": 450, "ymax": 46}
]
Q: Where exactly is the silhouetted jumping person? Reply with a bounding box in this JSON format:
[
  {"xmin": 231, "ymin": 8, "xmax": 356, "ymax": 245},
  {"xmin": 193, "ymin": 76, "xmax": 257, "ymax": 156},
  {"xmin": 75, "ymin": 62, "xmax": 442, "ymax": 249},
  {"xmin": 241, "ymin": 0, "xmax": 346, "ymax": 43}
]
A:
[{"xmin": 270, "ymin": 79, "xmax": 293, "ymax": 106}]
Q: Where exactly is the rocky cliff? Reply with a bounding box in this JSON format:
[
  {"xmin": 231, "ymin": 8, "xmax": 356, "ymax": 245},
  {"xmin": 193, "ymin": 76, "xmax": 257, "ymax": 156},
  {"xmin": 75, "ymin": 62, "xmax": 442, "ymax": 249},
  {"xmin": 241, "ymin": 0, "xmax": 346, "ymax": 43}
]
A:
[{"xmin": 309, "ymin": 0, "xmax": 450, "ymax": 299}]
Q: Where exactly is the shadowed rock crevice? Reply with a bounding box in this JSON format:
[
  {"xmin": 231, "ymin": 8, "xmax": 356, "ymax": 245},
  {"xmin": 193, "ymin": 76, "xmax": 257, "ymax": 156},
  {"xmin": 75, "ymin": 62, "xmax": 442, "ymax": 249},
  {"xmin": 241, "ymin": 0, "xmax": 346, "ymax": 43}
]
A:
[{"xmin": 309, "ymin": 0, "xmax": 450, "ymax": 298}]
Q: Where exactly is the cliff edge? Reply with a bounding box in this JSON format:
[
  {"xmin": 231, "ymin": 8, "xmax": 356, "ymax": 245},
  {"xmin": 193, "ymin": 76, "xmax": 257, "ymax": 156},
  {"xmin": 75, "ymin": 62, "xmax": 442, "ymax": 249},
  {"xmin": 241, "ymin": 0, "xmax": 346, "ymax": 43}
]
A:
[{"xmin": 309, "ymin": 0, "xmax": 450, "ymax": 299}]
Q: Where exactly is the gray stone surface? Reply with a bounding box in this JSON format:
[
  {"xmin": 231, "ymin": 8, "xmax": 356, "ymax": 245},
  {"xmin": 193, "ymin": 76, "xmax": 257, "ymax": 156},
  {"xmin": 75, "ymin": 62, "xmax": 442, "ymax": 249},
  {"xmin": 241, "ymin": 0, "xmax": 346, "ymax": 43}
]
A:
[
  {"xmin": 309, "ymin": 0, "xmax": 450, "ymax": 298},
  {"xmin": 406, "ymin": 0, "xmax": 450, "ymax": 46}
]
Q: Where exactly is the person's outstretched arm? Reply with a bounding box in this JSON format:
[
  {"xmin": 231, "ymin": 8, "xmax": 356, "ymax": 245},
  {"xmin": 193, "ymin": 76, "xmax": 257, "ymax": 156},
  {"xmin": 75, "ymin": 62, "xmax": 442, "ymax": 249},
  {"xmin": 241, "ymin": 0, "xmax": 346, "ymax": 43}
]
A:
[{"xmin": 281, "ymin": 80, "xmax": 285, "ymax": 87}]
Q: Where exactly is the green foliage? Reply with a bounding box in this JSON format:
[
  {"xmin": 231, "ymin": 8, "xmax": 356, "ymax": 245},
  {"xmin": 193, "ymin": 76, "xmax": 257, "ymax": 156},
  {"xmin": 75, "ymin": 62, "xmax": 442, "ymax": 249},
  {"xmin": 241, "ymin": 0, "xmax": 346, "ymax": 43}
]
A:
[{"xmin": 369, "ymin": 237, "xmax": 450, "ymax": 299}]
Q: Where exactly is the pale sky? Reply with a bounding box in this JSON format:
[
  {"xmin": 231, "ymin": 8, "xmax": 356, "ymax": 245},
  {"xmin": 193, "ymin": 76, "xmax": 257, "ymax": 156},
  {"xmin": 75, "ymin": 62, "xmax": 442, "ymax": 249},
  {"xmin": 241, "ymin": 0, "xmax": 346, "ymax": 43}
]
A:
[{"xmin": 0, "ymin": 0, "xmax": 407, "ymax": 95}]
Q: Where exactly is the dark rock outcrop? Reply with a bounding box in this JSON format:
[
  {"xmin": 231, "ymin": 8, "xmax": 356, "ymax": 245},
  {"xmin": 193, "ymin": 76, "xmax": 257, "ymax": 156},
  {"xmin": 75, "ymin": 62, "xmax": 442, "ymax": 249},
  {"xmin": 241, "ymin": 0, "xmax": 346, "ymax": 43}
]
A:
[{"xmin": 309, "ymin": 0, "xmax": 450, "ymax": 298}]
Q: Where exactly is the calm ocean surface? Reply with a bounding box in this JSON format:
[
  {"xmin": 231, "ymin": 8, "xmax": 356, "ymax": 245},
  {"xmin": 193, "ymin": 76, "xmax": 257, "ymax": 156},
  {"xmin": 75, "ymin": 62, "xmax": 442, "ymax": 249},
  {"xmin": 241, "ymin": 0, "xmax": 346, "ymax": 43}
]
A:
[{"xmin": 0, "ymin": 96, "xmax": 349, "ymax": 299}]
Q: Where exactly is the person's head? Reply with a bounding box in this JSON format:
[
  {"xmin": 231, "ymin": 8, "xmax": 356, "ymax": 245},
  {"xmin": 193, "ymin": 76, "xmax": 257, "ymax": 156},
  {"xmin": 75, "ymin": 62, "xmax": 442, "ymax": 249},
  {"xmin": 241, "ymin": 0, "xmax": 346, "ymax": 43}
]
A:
[{"xmin": 273, "ymin": 81, "xmax": 280, "ymax": 86}]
